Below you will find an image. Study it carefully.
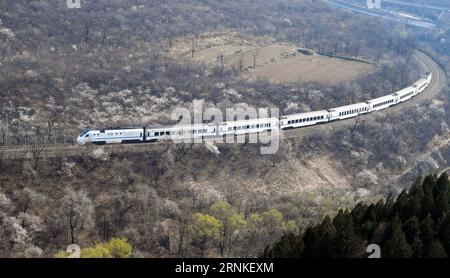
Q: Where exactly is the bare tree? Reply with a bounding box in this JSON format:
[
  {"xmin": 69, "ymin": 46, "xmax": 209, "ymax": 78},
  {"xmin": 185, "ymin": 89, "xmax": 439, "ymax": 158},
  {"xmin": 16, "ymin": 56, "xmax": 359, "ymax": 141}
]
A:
[
  {"xmin": 174, "ymin": 143, "xmax": 193, "ymax": 162},
  {"xmin": 238, "ymin": 53, "xmax": 245, "ymax": 74},
  {"xmin": 0, "ymin": 147, "xmax": 3, "ymax": 169},
  {"xmin": 59, "ymin": 188, "xmax": 94, "ymax": 244},
  {"xmin": 31, "ymin": 139, "xmax": 46, "ymax": 171},
  {"xmin": 218, "ymin": 54, "xmax": 224, "ymax": 78},
  {"xmin": 191, "ymin": 37, "xmax": 196, "ymax": 58},
  {"xmin": 251, "ymin": 48, "xmax": 260, "ymax": 69},
  {"xmin": 129, "ymin": 183, "xmax": 161, "ymax": 251},
  {"xmin": 84, "ymin": 21, "xmax": 90, "ymax": 44},
  {"xmin": 47, "ymin": 119, "xmax": 57, "ymax": 142}
]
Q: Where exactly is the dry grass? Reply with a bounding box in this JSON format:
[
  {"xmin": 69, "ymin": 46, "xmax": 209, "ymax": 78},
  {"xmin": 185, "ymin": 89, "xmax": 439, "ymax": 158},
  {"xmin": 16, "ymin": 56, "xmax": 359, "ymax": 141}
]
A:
[{"xmin": 248, "ymin": 54, "xmax": 375, "ymax": 85}]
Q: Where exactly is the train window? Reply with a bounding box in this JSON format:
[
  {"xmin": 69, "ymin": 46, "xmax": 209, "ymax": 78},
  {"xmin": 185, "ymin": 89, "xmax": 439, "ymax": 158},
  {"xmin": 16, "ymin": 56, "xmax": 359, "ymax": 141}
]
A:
[
  {"xmin": 85, "ymin": 134, "xmax": 89, "ymax": 137},
  {"xmin": 166, "ymin": 131, "xmax": 170, "ymax": 135},
  {"xmin": 155, "ymin": 132, "xmax": 159, "ymax": 136}
]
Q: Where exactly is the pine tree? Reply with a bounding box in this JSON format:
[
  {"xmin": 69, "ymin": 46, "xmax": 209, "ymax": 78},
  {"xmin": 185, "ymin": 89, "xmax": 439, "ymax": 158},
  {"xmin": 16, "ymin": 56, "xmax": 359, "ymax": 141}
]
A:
[
  {"xmin": 411, "ymin": 236, "xmax": 423, "ymax": 258},
  {"xmin": 334, "ymin": 214, "xmax": 363, "ymax": 258},
  {"xmin": 421, "ymin": 187, "xmax": 435, "ymax": 218},
  {"xmin": 420, "ymin": 214, "xmax": 434, "ymax": 245},
  {"xmin": 384, "ymin": 216, "xmax": 412, "ymax": 258},
  {"xmin": 435, "ymin": 173, "xmax": 450, "ymax": 200},
  {"xmin": 265, "ymin": 234, "xmax": 304, "ymax": 258},
  {"xmin": 426, "ymin": 240, "xmax": 447, "ymax": 258},
  {"xmin": 403, "ymin": 216, "xmax": 420, "ymax": 244},
  {"xmin": 313, "ymin": 216, "xmax": 337, "ymax": 258},
  {"xmin": 441, "ymin": 218, "xmax": 450, "ymax": 255},
  {"xmin": 302, "ymin": 227, "xmax": 319, "ymax": 258},
  {"xmin": 404, "ymin": 194, "xmax": 421, "ymax": 220},
  {"xmin": 393, "ymin": 190, "xmax": 408, "ymax": 219},
  {"xmin": 433, "ymin": 192, "xmax": 448, "ymax": 220}
]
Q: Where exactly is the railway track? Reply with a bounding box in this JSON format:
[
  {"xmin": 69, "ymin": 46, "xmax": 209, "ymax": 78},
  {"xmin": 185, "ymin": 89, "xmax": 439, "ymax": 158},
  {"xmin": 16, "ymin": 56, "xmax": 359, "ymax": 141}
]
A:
[
  {"xmin": 0, "ymin": 50, "xmax": 446, "ymax": 158},
  {"xmin": 283, "ymin": 50, "xmax": 446, "ymax": 139}
]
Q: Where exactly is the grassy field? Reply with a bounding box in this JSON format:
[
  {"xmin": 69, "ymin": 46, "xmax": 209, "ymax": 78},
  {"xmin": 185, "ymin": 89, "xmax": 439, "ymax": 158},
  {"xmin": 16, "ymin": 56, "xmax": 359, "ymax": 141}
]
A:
[{"xmin": 249, "ymin": 54, "xmax": 375, "ymax": 85}]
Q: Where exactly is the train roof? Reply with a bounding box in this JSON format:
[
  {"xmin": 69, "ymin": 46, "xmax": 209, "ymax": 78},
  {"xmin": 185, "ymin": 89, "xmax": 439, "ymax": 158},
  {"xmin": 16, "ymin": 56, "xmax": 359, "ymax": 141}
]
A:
[
  {"xmin": 413, "ymin": 78, "xmax": 428, "ymax": 86},
  {"xmin": 394, "ymin": 86, "xmax": 416, "ymax": 96},
  {"xmin": 328, "ymin": 102, "xmax": 368, "ymax": 112},
  {"xmin": 281, "ymin": 110, "xmax": 328, "ymax": 119},
  {"xmin": 219, "ymin": 117, "xmax": 278, "ymax": 125},
  {"xmin": 366, "ymin": 94, "xmax": 396, "ymax": 104}
]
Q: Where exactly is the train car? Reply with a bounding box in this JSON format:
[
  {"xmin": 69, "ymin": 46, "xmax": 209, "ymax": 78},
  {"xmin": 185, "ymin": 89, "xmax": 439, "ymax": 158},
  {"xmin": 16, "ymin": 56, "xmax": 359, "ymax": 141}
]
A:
[
  {"xmin": 366, "ymin": 94, "xmax": 397, "ymax": 112},
  {"xmin": 146, "ymin": 124, "xmax": 217, "ymax": 141},
  {"xmin": 328, "ymin": 103, "xmax": 369, "ymax": 121},
  {"xmin": 280, "ymin": 110, "xmax": 329, "ymax": 130},
  {"xmin": 394, "ymin": 86, "xmax": 417, "ymax": 103},
  {"xmin": 76, "ymin": 128, "xmax": 144, "ymax": 145},
  {"xmin": 218, "ymin": 118, "xmax": 278, "ymax": 136},
  {"xmin": 413, "ymin": 77, "xmax": 429, "ymax": 94}
]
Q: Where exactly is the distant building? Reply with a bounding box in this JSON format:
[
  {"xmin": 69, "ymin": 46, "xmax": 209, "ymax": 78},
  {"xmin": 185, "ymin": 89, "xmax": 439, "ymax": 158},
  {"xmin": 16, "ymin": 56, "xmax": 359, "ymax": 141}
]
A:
[{"xmin": 367, "ymin": 0, "xmax": 381, "ymax": 10}]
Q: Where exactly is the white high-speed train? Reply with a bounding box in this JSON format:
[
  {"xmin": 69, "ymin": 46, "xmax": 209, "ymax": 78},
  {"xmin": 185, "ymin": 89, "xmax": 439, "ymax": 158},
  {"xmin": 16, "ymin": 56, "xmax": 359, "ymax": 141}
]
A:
[{"xmin": 76, "ymin": 73, "xmax": 432, "ymax": 145}]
